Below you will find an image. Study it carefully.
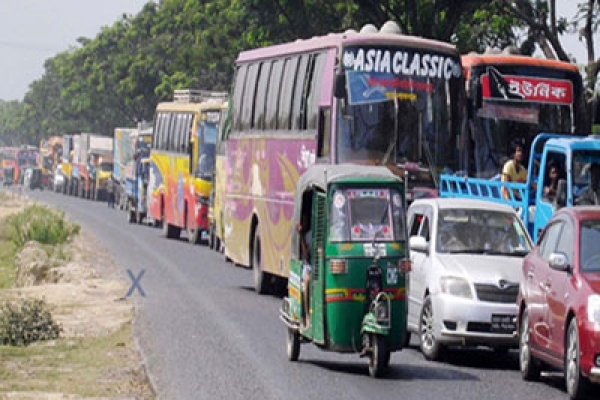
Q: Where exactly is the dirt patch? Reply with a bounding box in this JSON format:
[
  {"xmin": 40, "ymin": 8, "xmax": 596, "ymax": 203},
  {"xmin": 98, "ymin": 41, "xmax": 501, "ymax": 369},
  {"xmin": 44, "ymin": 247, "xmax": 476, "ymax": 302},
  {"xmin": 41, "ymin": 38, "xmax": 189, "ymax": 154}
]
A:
[{"xmin": 0, "ymin": 193, "xmax": 154, "ymax": 399}]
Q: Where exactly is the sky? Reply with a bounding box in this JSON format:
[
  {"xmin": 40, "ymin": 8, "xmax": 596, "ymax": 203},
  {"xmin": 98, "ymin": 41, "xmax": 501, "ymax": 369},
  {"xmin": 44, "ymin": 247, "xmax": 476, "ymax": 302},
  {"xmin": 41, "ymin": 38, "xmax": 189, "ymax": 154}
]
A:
[{"xmin": 0, "ymin": 1, "xmax": 597, "ymax": 102}]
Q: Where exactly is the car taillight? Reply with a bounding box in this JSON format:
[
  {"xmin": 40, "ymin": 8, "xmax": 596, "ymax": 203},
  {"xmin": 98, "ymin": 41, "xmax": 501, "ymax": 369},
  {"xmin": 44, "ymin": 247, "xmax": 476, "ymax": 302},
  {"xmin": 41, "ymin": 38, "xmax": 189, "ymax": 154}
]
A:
[
  {"xmin": 399, "ymin": 258, "xmax": 411, "ymax": 273},
  {"xmin": 330, "ymin": 259, "xmax": 347, "ymax": 274}
]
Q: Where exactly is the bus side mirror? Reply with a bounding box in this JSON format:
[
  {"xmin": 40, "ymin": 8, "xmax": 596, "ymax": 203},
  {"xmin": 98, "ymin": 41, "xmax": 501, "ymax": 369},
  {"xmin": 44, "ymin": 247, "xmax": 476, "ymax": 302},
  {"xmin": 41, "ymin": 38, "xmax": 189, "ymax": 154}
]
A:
[{"xmin": 334, "ymin": 71, "xmax": 347, "ymax": 99}]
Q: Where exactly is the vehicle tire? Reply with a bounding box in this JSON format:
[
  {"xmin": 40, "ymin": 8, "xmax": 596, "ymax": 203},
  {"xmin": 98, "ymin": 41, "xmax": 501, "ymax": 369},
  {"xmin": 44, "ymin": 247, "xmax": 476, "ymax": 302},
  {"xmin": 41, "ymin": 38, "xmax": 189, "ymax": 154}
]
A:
[
  {"xmin": 136, "ymin": 212, "xmax": 145, "ymax": 225},
  {"xmin": 252, "ymin": 225, "xmax": 269, "ymax": 294},
  {"xmin": 286, "ymin": 327, "xmax": 300, "ymax": 362},
  {"xmin": 419, "ymin": 295, "xmax": 444, "ymax": 361},
  {"xmin": 187, "ymin": 227, "xmax": 201, "ymax": 245},
  {"xmin": 368, "ymin": 334, "xmax": 389, "ymax": 378},
  {"xmin": 161, "ymin": 216, "xmax": 181, "ymax": 239},
  {"xmin": 403, "ymin": 331, "xmax": 412, "ymax": 348},
  {"xmin": 519, "ymin": 309, "xmax": 541, "ymax": 381},
  {"xmin": 78, "ymin": 180, "xmax": 84, "ymax": 198},
  {"xmin": 208, "ymin": 225, "xmax": 215, "ymax": 250},
  {"xmin": 128, "ymin": 210, "xmax": 135, "ymax": 224},
  {"xmin": 565, "ymin": 318, "xmax": 591, "ymax": 399}
]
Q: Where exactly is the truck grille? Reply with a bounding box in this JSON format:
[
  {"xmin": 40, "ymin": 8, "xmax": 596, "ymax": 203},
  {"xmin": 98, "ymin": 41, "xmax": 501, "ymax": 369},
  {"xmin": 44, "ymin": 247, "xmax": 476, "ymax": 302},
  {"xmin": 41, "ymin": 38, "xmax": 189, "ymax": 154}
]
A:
[{"xmin": 474, "ymin": 283, "xmax": 518, "ymax": 303}]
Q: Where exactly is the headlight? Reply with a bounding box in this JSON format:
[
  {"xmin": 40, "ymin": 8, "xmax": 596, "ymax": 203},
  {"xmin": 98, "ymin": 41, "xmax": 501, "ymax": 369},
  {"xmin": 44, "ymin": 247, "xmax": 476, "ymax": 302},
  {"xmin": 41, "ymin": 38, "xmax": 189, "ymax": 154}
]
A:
[
  {"xmin": 587, "ymin": 294, "xmax": 600, "ymax": 324},
  {"xmin": 440, "ymin": 276, "xmax": 473, "ymax": 299},
  {"xmin": 375, "ymin": 302, "xmax": 389, "ymax": 322}
]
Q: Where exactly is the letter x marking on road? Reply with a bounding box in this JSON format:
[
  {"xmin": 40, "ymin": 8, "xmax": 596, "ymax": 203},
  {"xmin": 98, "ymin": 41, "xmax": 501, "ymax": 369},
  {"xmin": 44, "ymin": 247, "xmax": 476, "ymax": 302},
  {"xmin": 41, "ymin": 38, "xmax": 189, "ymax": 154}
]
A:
[{"xmin": 126, "ymin": 269, "xmax": 146, "ymax": 297}]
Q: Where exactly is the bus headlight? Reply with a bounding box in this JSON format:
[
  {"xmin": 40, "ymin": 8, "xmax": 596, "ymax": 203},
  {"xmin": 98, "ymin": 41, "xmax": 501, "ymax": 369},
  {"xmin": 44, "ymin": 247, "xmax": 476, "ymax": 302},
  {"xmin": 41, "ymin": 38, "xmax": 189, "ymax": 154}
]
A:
[{"xmin": 588, "ymin": 295, "xmax": 600, "ymax": 324}]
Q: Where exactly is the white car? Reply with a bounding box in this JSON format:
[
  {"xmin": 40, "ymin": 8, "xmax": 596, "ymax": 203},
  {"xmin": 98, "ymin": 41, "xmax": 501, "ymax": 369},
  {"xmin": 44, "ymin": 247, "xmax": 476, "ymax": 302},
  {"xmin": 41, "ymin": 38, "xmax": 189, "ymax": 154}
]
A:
[{"xmin": 406, "ymin": 198, "xmax": 532, "ymax": 360}]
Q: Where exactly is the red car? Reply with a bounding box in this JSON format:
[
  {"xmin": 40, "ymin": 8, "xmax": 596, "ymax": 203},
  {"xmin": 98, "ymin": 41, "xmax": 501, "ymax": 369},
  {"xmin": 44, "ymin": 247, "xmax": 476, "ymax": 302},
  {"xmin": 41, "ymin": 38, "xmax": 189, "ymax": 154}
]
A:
[{"xmin": 517, "ymin": 207, "xmax": 600, "ymax": 399}]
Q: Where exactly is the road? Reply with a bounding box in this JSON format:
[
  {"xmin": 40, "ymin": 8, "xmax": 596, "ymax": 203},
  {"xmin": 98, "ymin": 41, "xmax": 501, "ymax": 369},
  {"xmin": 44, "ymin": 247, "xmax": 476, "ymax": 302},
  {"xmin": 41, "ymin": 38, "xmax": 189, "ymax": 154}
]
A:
[{"xmin": 26, "ymin": 190, "xmax": 575, "ymax": 400}]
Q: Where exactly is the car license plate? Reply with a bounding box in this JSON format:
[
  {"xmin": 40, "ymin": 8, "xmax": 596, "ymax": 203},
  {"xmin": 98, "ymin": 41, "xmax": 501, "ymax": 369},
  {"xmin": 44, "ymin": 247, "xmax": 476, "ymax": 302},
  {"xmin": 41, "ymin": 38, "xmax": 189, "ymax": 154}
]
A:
[{"xmin": 491, "ymin": 314, "xmax": 516, "ymax": 334}]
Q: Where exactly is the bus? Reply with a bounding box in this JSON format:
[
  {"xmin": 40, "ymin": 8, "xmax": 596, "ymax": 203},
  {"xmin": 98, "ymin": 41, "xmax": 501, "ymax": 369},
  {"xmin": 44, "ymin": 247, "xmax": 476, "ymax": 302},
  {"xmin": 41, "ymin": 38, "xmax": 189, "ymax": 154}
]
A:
[
  {"xmin": 147, "ymin": 89, "xmax": 228, "ymax": 244},
  {"xmin": 460, "ymin": 52, "xmax": 587, "ymax": 178},
  {"xmin": 0, "ymin": 147, "xmax": 39, "ymax": 185},
  {"xmin": 218, "ymin": 21, "xmax": 466, "ymax": 293}
]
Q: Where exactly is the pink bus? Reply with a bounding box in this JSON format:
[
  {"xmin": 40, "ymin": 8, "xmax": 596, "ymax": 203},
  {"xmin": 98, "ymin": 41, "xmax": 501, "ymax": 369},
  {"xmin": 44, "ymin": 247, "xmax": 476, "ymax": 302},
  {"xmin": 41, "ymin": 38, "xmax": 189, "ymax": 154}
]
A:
[{"xmin": 218, "ymin": 22, "xmax": 466, "ymax": 293}]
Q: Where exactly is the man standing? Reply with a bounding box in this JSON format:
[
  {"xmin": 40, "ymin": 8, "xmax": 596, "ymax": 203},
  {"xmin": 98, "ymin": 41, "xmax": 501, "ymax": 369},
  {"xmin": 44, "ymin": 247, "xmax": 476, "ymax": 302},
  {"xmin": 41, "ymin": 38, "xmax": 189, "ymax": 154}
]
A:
[{"xmin": 501, "ymin": 142, "xmax": 528, "ymax": 200}]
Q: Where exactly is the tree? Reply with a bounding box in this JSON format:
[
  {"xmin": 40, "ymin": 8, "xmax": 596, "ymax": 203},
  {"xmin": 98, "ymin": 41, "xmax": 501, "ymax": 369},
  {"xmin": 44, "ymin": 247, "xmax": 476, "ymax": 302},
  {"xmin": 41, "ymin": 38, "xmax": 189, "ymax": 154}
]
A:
[{"xmin": 497, "ymin": 0, "xmax": 599, "ymax": 129}]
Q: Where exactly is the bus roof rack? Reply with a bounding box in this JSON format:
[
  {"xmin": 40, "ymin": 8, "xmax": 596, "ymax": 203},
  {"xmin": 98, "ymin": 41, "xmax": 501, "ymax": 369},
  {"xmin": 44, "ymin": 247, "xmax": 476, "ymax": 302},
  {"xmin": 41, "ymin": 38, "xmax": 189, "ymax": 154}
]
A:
[{"xmin": 173, "ymin": 89, "xmax": 228, "ymax": 103}]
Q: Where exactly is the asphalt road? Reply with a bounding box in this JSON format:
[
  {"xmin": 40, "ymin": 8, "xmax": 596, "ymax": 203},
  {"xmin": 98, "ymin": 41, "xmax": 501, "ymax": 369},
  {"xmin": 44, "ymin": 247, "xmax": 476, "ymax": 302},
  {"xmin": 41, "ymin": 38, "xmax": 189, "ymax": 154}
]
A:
[{"xmin": 23, "ymin": 189, "xmax": 580, "ymax": 400}]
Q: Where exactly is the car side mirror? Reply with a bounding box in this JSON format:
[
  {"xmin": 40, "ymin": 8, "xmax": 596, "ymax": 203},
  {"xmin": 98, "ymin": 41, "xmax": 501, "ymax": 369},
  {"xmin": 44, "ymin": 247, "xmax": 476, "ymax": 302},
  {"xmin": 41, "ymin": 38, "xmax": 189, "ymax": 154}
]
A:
[
  {"xmin": 548, "ymin": 252, "xmax": 570, "ymax": 272},
  {"xmin": 554, "ymin": 179, "xmax": 567, "ymax": 208},
  {"xmin": 334, "ymin": 71, "xmax": 347, "ymax": 99},
  {"xmin": 409, "ymin": 236, "xmax": 428, "ymax": 254}
]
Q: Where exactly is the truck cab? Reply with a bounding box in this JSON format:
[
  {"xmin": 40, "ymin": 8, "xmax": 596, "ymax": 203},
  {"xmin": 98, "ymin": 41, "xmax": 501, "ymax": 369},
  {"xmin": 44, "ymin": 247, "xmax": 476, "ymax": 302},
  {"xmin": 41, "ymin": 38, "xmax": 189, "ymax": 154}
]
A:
[{"xmin": 440, "ymin": 134, "xmax": 600, "ymax": 241}]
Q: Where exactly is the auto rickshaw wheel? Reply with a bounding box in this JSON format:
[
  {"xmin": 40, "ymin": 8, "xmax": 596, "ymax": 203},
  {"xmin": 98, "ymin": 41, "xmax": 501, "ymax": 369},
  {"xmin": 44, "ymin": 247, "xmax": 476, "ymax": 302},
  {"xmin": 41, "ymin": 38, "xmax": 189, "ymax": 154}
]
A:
[
  {"xmin": 368, "ymin": 334, "xmax": 389, "ymax": 378},
  {"xmin": 419, "ymin": 295, "xmax": 444, "ymax": 361},
  {"xmin": 208, "ymin": 225, "xmax": 215, "ymax": 250},
  {"xmin": 252, "ymin": 225, "xmax": 269, "ymax": 294},
  {"xmin": 187, "ymin": 227, "xmax": 201, "ymax": 245},
  {"xmin": 286, "ymin": 327, "xmax": 300, "ymax": 361}
]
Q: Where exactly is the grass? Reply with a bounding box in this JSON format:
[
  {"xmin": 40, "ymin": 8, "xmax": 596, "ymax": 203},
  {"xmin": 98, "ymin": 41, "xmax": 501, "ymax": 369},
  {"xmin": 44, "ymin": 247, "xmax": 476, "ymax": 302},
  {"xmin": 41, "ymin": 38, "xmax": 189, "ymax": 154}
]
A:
[
  {"xmin": 0, "ymin": 323, "xmax": 148, "ymax": 397},
  {"xmin": 0, "ymin": 218, "xmax": 17, "ymax": 289}
]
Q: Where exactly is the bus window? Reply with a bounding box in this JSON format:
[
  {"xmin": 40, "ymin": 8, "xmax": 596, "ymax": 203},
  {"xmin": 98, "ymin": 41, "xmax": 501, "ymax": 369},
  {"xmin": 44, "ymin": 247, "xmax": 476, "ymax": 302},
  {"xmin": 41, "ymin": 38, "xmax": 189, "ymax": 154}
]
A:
[
  {"xmin": 266, "ymin": 60, "xmax": 284, "ymax": 130},
  {"xmin": 278, "ymin": 57, "xmax": 299, "ymax": 130},
  {"xmin": 291, "ymin": 55, "xmax": 309, "ymax": 131},
  {"xmin": 254, "ymin": 61, "xmax": 272, "ymax": 130},
  {"xmin": 241, "ymin": 63, "xmax": 260, "ymax": 131},
  {"xmin": 233, "ymin": 65, "xmax": 249, "ymax": 131},
  {"xmin": 307, "ymin": 53, "xmax": 326, "ymax": 130}
]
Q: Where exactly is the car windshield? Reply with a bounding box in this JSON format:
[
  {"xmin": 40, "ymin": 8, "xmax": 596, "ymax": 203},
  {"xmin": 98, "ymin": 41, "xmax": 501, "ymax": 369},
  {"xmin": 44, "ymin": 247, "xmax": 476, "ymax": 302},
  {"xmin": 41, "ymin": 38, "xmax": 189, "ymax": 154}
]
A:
[
  {"xmin": 580, "ymin": 219, "xmax": 600, "ymax": 273},
  {"xmin": 436, "ymin": 208, "xmax": 531, "ymax": 255}
]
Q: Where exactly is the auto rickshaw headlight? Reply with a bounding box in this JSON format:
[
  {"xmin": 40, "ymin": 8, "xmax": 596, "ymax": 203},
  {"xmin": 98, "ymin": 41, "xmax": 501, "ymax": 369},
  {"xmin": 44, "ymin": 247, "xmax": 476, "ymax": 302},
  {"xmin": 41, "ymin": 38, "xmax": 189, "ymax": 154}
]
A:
[
  {"xmin": 375, "ymin": 302, "xmax": 389, "ymax": 322},
  {"xmin": 330, "ymin": 259, "xmax": 347, "ymax": 274},
  {"xmin": 398, "ymin": 258, "xmax": 411, "ymax": 273}
]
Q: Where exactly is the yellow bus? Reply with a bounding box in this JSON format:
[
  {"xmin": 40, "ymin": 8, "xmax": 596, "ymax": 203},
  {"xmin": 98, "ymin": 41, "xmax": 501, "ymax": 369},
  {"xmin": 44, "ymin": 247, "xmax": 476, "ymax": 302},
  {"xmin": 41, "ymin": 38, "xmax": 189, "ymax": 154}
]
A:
[{"xmin": 147, "ymin": 89, "xmax": 228, "ymax": 244}]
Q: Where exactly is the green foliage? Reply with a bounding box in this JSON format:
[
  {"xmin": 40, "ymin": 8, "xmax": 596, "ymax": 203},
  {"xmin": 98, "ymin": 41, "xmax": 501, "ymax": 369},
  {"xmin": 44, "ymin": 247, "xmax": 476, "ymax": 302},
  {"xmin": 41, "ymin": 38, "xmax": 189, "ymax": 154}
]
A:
[
  {"xmin": 0, "ymin": 298, "xmax": 61, "ymax": 346},
  {"xmin": 5, "ymin": 205, "xmax": 80, "ymax": 249},
  {"xmin": 1, "ymin": 0, "xmax": 594, "ymax": 146}
]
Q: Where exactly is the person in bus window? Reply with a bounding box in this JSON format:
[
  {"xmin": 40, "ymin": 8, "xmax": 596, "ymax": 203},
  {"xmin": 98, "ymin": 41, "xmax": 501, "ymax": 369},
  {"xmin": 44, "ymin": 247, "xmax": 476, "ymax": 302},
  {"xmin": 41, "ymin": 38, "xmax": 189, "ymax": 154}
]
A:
[
  {"xmin": 542, "ymin": 161, "xmax": 561, "ymax": 201},
  {"xmin": 501, "ymin": 141, "xmax": 527, "ymax": 200},
  {"xmin": 576, "ymin": 163, "xmax": 600, "ymax": 205}
]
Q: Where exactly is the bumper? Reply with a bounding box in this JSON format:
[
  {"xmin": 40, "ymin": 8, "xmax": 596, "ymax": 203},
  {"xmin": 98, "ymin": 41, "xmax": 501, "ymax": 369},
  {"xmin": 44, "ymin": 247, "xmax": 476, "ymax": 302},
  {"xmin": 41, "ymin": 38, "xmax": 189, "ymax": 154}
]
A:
[
  {"xmin": 580, "ymin": 320, "xmax": 600, "ymax": 383},
  {"xmin": 432, "ymin": 293, "xmax": 518, "ymax": 346}
]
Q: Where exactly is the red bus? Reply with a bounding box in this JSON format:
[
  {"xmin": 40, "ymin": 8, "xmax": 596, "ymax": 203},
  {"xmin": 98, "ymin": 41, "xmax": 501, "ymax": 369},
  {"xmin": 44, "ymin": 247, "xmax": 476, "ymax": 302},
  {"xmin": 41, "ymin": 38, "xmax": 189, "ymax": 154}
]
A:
[{"xmin": 460, "ymin": 53, "xmax": 587, "ymax": 178}]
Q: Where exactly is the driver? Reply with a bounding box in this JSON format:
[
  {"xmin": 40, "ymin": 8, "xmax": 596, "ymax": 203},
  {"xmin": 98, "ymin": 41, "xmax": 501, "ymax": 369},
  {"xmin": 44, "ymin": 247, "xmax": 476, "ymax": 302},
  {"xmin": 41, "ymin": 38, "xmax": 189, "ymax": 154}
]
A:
[
  {"xmin": 297, "ymin": 209, "xmax": 312, "ymax": 329},
  {"xmin": 576, "ymin": 163, "xmax": 600, "ymax": 205}
]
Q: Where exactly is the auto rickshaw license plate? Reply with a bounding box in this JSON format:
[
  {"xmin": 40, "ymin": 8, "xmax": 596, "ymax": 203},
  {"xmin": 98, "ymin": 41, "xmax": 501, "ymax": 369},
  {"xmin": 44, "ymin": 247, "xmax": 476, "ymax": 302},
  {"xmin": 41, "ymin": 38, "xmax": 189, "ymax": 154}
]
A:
[{"xmin": 491, "ymin": 314, "xmax": 516, "ymax": 334}]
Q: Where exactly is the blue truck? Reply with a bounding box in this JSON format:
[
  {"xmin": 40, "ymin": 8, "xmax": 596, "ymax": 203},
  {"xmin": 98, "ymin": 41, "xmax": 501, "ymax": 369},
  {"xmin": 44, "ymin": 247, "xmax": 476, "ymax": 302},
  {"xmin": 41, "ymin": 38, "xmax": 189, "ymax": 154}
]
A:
[{"xmin": 440, "ymin": 134, "xmax": 600, "ymax": 241}]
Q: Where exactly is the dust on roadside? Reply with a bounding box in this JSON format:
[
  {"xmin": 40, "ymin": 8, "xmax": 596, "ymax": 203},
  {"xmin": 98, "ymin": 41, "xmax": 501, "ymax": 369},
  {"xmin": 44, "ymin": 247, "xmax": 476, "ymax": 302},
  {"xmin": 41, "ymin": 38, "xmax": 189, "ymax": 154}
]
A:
[{"xmin": 0, "ymin": 193, "xmax": 154, "ymax": 399}]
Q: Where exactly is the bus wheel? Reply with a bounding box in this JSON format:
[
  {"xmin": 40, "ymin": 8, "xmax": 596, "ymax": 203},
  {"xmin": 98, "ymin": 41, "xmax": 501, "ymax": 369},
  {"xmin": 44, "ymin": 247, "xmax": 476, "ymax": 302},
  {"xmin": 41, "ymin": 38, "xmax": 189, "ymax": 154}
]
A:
[
  {"xmin": 187, "ymin": 227, "xmax": 201, "ymax": 245},
  {"xmin": 162, "ymin": 217, "xmax": 180, "ymax": 239},
  {"xmin": 252, "ymin": 225, "xmax": 269, "ymax": 294}
]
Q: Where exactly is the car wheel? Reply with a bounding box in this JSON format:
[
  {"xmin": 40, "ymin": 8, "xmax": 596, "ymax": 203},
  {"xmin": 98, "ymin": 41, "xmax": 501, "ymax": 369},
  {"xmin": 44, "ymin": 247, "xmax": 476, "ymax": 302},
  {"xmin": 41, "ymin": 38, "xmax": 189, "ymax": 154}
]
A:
[
  {"xmin": 252, "ymin": 225, "xmax": 269, "ymax": 294},
  {"xmin": 419, "ymin": 295, "xmax": 444, "ymax": 361},
  {"xmin": 565, "ymin": 318, "xmax": 591, "ymax": 399},
  {"xmin": 286, "ymin": 327, "xmax": 300, "ymax": 362},
  {"xmin": 519, "ymin": 309, "xmax": 540, "ymax": 381}
]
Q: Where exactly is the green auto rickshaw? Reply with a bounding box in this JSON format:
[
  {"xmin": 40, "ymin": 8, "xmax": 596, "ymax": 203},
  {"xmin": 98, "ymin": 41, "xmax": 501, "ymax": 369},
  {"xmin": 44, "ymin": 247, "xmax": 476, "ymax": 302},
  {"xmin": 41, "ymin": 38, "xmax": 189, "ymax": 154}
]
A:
[{"xmin": 280, "ymin": 165, "xmax": 411, "ymax": 377}]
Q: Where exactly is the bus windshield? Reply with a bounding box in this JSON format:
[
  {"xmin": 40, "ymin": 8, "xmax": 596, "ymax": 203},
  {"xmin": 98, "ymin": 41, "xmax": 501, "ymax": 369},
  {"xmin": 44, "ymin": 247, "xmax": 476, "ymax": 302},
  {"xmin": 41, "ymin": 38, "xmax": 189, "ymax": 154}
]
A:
[
  {"xmin": 467, "ymin": 65, "xmax": 580, "ymax": 178},
  {"xmin": 337, "ymin": 45, "xmax": 464, "ymax": 179}
]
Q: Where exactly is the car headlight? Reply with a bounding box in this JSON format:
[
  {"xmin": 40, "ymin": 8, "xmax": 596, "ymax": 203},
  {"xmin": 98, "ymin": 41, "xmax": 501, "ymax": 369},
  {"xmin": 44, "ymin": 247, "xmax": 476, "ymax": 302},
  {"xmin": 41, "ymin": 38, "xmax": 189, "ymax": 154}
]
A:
[
  {"xmin": 587, "ymin": 294, "xmax": 600, "ymax": 324},
  {"xmin": 440, "ymin": 276, "xmax": 473, "ymax": 299}
]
